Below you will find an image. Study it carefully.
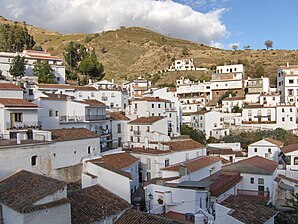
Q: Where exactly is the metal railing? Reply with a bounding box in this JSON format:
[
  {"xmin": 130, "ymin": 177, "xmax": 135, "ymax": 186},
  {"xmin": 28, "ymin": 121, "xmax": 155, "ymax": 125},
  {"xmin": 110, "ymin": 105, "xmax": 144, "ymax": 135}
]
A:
[
  {"xmin": 85, "ymin": 115, "xmax": 108, "ymax": 121},
  {"xmin": 60, "ymin": 116, "xmax": 84, "ymax": 123},
  {"xmin": 6, "ymin": 121, "xmax": 42, "ymax": 130}
]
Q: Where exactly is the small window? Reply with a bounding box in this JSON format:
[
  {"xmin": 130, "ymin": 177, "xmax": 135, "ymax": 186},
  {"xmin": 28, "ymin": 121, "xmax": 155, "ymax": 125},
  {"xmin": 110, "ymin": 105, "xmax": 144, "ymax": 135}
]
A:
[
  {"xmin": 294, "ymin": 157, "xmax": 298, "ymax": 165},
  {"xmin": 254, "ymin": 148, "xmax": 257, "ymax": 152},
  {"xmin": 282, "ymin": 108, "xmax": 285, "ymax": 113},
  {"xmin": 147, "ymin": 126, "xmax": 150, "ymax": 132},
  {"xmin": 165, "ymin": 159, "xmax": 170, "ymax": 167},
  {"xmin": 29, "ymin": 89, "xmax": 33, "ymax": 95},
  {"xmin": 158, "ymin": 104, "xmax": 161, "ymax": 108},
  {"xmin": 49, "ymin": 109, "xmax": 53, "ymax": 117},
  {"xmin": 268, "ymin": 148, "xmax": 271, "ymax": 153},
  {"xmin": 282, "ymin": 117, "xmax": 285, "ymax": 122},
  {"xmin": 88, "ymin": 146, "xmax": 91, "ymax": 154},
  {"xmin": 290, "ymin": 117, "xmax": 293, "ymax": 121},
  {"xmin": 152, "ymin": 104, "xmax": 154, "ymax": 108},
  {"xmin": 250, "ymin": 178, "xmax": 254, "ymax": 184},
  {"xmin": 55, "ymin": 111, "xmax": 59, "ymax": 117},
  {"xmin": 290, "ymin": 108, "xmax": 293, "ymax": 112},
  {"xmin": 258, "ymin": 178, "xmax": 264, "ymax": 185},
  {"xmin": 91, "ymin": 92, "xmax": 94, "ymax": 97},
  {"xmin": 185, "ymin": 153, "xmax": 189, "ymax": 160},
  {"xmin": 31, "ymin": 155, "xmax": 37, "ymax": 166},
  {"xmin": 117, "ymin": 124, "xmax": 121, "ymax": 133}
]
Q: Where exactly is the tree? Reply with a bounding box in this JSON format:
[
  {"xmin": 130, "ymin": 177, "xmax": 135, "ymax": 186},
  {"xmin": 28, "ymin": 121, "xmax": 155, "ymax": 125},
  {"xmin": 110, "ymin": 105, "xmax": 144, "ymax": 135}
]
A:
[
  {"xmin": 33, "ymin": 61, "xmax": 56, "ymax": 84},
  {"xmin": 181, "ymin": 125, "xmax": 206, "ymax": 145},
  {"xmin": 231, "ymin": 105, "xmax": 242, "ymax": 113},
  {"xmin": 231, "ymin": 44, "xmax": 239, "ymax": 50},
  {"xmin": 265, "ymin": 40, "xmax": 273, "ymax": 50},
  {"xmin": 285, "ymin": 192, "xmax": 298, "ymax": 223},
  {"xmin": 64, "ymin": 42, "xmax": 87, "ymax": 69},
  {"xmin": 78, "ymin": 52, "xmax": 104, "ymax": 81},
  {"xmin": 9, "ymin": 55, "xmax": 25, "ymax": 78},
  {"xmin": 243, "ymin": 45, "xmax": 250, "ymax": 50}
]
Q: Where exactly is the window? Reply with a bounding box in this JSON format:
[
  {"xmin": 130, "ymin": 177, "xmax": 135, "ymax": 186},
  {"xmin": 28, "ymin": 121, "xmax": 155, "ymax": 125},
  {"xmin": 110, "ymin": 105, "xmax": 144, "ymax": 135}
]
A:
[
  {"xmin": 14, "ymin": 113, "xmax": 22, "ymax": 122},
  {"xmin": 55, "ymin": 111, "xmax": 59, "ymax": 117},
  {"xmin": 152, "ymin": 104, "xmax": 154, "ymax": 108},
  {"xmin": 290, "ymin": 117, "xmax": 293, "ymax": 121},
  {"xmin": 29, "ymin": 89, "xmax": 33, "ymax": 95},
  {"xmin": 117, "ymin": 124, "xmax": 121, "ymax": 133},
  {"xmin": 130, "ymin": 126, "xmax": 133, "ymax": 131},
  {"xmin": 169, "ymin": 113, "xmax": 172, "ymax": 118},
  {"xmin": 91, "ymin": 92, "xmax": 94, "ymax": 97},
  {"xmin": 152, "ymin": 113, "xmax": 154, "ymax": 116},
  {"xmin": 250, "ymin": 178, "xmax": 254, "ymax": 184},
  {"xmin": 111, "ymin": 93, "xmax": 115, "ymax": 98},
  {"xmin": 146, "ymin": 172, "xmax": 151, "ymax": 181},
  {"xmin": 130, "ymin": 136, "xmax": 133, "ymax": 142},
  {"xmin": 254, "ymin": 148, "xmax": 257, "ymax": 152},
  {"xmin": 146, "ymin": 158, "xmax": 151, "ymax": 170},
  {"xmin": 31, "ymin": 155, "xmax": 37, "ymax": 166},
  {"xmin": 137, "ymin": 137, "xmax": 140, "ymax": 143},
  {"xmin": 290, "ymin": 108, "xmax": 293, "ymax": 112},
  {"xmin": 268, "ymin": 148, "xmax": 271, "ymax": 153},
  {"xmin": 49, "ymin": 109, "xmax": 53, "ymax": 117},
  {"xmin": 158, "ymin": 104, "xmax": 161, "ymax": 108},
  {"xmin": 258, "ymin": 178, "xmax": 264, "ymax": 185},
  {"xmin": 294, "ymin": 157, "xmax": 298, "ymax": 165},
  {"xmin": 79, "ymin": 92, "xmax": 82, "ymax": 97},
  {"xmin": 214, "ymin": 123, "xmax": 217, "ymax": 128},
  {"xmin": 289, "ymin": 79, "xmax": 294, "ymax": 84},
  {"xmin": 282, "ymin": 108, "xmax": 285, "ymax": 113},
  {"xmin": 88, "ymin": 146, "xmax": 91, "ymax": 154},
  {"xmin": 147, "ymin": 126, "xmax": 150, "ymax": 132},
  {"xmin": 165, "ymin": 159, "xmax": 170, "ymax": 167},
  {"xmin": 282, "ymin": 117, "xmax": 285, "ymax": 122}
]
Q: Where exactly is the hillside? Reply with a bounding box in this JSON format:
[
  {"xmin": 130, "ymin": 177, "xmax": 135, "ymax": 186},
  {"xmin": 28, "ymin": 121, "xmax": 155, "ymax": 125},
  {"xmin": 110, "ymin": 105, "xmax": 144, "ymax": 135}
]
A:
[{"xmin": 1, "ymin": 16, "xmax": 298, "ymax": 85}]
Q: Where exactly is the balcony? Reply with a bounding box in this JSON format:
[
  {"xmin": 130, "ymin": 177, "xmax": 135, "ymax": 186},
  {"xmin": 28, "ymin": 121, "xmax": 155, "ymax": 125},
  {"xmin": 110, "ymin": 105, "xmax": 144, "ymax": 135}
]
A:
[
  {"xmin": 237, "ymin": 189, "xmax": 269, "ymax": 201},
  {"xmin": 60, "ymin": 116, "xmax": 84, "ymax": 123},
  {"xmin": 6, "ymin": 121, "xmax": 42, "ymax": 130},
  {"xmin": 85, "ymin": 115, "xmax": 108, "ymax": 121}
]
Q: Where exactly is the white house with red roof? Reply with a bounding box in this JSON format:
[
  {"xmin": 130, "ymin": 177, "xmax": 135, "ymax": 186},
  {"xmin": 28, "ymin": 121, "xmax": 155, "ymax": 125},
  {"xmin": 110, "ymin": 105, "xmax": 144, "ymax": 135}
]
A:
[
  {"xmin": 279, "ymin": 143, "xmax": 298, "ymax": 179},
  {"xmin": 0, "ymin": 83, "xmax": 24, "ymax": 99},
  {"xmin": 248, "ymin": 138, "xmax": 284, "ymax": 161},
  {"xmin": 110, "ymin": 112, "xmax": 130, "ymax": 148},
  {"xmin": 82, "ymin": 152, "xmax": 139, "ymax": 202},
  {"xmin": 0, "ymin": 98, "xmax": 39, "ymax": 138},
  {"xmin": 0, "ymin": 50, "xmax": 65, "ymax": 84},
  {"xmin": 126, "ymin": 97, "xmax": 180, "ymax": 137}
]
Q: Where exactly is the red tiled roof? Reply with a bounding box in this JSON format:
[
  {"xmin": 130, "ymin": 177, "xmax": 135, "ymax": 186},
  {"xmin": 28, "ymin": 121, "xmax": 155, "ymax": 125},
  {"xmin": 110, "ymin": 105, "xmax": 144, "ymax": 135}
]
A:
[
  {"xmin": 41, "ymin": 93, "xmax": 70, "ymax": 101},
  {"xmin": 0, "ymin": 83, "xmax": 23, "ymax": 90},
  {"xmin": 264, "ymin": 138, "xmax": 284, "ymax": 147},
  {"xmin": 77, "ymin": 99, "xmax": 106, "ymax": 107},
  {"xmin": 0, "ymin": 170, "xmax": 68, "ymax": 213},
  {"xmin": 223, "ymin": 96, "xmax": 245, "ymax": 101},
  {"xmin": 161, "ymin": 156, "xmax": 222, "ymax": 172},
  {"xmin": 281, "ymin": 143, "xmax": 298, "ymax": 154},
  {"xmin": 209, "ymin": 173, "xmax": 243, "ymax": 197},
  {"xmin": 128, "ymin": 116, "xmax": 165, "ymax": 125},
  {"xmin": 191, "ymin": 110, "xmax": 209, "ymax": 115},
  {"xmin": 89, "ymin": 152, "xmax": 139, "ymax": 170},
  {"xmin": 223, "ymin": 156, "xmax": 278, "ymax": 175},
  {"xmin": 36, "ymin": 84, "xmax": 97, "ymax": 91},
  {"xmin": 115, "ymin": 209, "xmax": 178, "ymax": 224},
  {"xmin": 125, "ymin": 147, "xmax": 172, "ymax": 155},
  {"xmin": 69, "ymin": 185, "xmax": 131, "ymax": 224},
  {"xmin": 26, "ymin": 54, "xmax": 62, "ymax": 60},
  {"xmin": 0, "ymin": 98, "xmax": 37, "ymax": 108},
  {"xmin": 134, "ymin": 97, "xmax": 170, "ymax": 102},
  {"xmin": 163, "ymin": 139, "xmax": 205, "ymax": 151},
  {"xmin": 110, "ymin": 112, "xmax": 130, "ymax": 121},
  {"xmin": 51, "ymin": 128, "xmax": 100, "ymax": 141}
]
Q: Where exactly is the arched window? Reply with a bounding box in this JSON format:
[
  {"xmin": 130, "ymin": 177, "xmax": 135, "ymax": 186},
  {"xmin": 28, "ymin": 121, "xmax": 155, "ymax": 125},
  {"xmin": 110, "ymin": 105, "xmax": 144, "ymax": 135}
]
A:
[{"xmin": 294, "ymin": 157, "xmax": 298, "ymax": 165}]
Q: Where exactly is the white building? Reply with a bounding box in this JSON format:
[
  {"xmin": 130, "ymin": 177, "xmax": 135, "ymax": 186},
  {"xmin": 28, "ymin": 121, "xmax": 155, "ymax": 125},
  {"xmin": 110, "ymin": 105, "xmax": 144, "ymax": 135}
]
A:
[
  {"xmin": 277, "ymin": 63, "xmax": 298, "ymax": 105},
  {"xmin": 0, "ymin": 83, "xmax": 24, "ymax": 99},
  {"xmin": 246, "ymin": 77, "xmax": 270, "ymax": 94},
  {"xmin": 122, "ymin": 78, "xmax": 152, "ymax": 98},
  {"xmin": 110, "ymin": 112, "xmax": 130, "ymax": 148},
  {"xmin": 242, "ymin": 104, "xmax": 297, "ymax": 130},
  {"xmin": 0, "ymin": 128, "xmax": 101, "ymax": 182},
  {"xmin": 0, "ymin": 50, "xmax": 65, "ymax": 84},
  {"xmin": 216, "ymin": 64, "xmax": 244, "ymax": 74},
  {"xmin": 279, "ymin": 143, "xmax": 298, "ymax": 179},
  {"xmin": 223, "ymin": 156, "xmax": 278, "ymax": 202},
  {"xmin": 0, "ymin": 98, "xmax": 40, "ymax": 137},
  {"xmin": 82, "ymin": 152, "xmax": 139, "ymax": 202},
  {"xmin": 259, "ymin": 93, "xmax": 281, "ymax": 107},
  {"xmin": 169, "ymin": 58, "xmax": 207, "ymax": 71},
  {"xmin": 191, "ymin": 110, "xmax": 229, "ymax": 139},
  {"xmin": 0, "ymin": 169, "xmax": 71, "ymax": 224},
  {"xmin": 127, "ymin": 97, "xmax": 180, "ymax": 136},
  {"xmin": 248, "ymin": 138, "xmax": 283, "ymax": 161},
  {"xmin": 88, "ymin": 80, "xmax": 129, "ymax": 110},
  {"xmin": 222, "ymin": 96, "xmax": 245, "ymax": 113},
  {"xmin": 125, "ymin": 138, "xmax": 206, "ymax": 181}
]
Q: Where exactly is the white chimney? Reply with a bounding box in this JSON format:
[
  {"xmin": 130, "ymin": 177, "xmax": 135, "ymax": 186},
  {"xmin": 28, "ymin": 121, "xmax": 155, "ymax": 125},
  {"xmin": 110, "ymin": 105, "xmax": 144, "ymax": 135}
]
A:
[
  {"xmin": 88, "ymin": 79, "xmax": 92, "ymax": 84},
  {"xmin": 287, "ymin": 62, "xmax": 290, "ymax": 67},
  {"xmin": 112, "ymin": 79, "xmax": 114, "ymax": 84},
  {"xmin": 16, "ymin": 133, "xmax": 21, "ymax": 144}
]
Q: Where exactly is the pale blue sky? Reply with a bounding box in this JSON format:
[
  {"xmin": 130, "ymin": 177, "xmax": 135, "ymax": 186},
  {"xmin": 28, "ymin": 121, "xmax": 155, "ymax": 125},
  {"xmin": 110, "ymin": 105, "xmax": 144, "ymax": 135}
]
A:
[{"xmin": 174, "ymin": 0, "xmax": 298, "ymax": 50}]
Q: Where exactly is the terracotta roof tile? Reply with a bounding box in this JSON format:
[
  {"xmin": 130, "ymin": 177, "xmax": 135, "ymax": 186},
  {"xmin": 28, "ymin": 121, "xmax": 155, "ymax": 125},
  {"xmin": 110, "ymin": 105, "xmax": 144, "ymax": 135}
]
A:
[
  {"xmin": 161, "ymin": 156, "xmax": 222, "ymax": 172},
  {"xmin": 223, "ymin": 156, "xmax": 278, "ymax": 175},
  {"xmin": 68, "ymin": 185, "xmax": 131, "ymax": 224},
  {"xmin": 41, "ymin": 93, "xmax": 70, "ymax": 101},
  {"xmin": 207, "ymin": 147, "xmax": 235, "ymax": 155},
  {"xmin": 134, "ymin": 97, "xmax": 170, "ymax": 102},
  {"xmin": 0, "ymin": 98, "xmax": 37, "ymax": 108},
  {"xmin": 191, "ymin": 110, "xmax": 209, "ymax": 115},
  {"xmin": 128, "ymin": 116, "xmax": 165, "ymax": 125},
  {"xmin": 77, "ymin": 99, "xmax": 106, "ymax": 107},
  {"xmin": 115, "ymin": 209, "xmax": 179, "ymax": 224},
  {"xmin": 110, "ymin": 112, "xmax": 130, "ymax": 121},
  {"xmin": 163, "ymin": 139, "xmax": 205, "ymax": 151},
  {"xmin": 90, "ymin": 152, "xmax": 139, "ymax": 170},
  {"xmin": 264, "ymin": 137, "xmax": 284, "ymax": 147},
  {"xmin": 281, "ymin": 143, "xmax": 298, "ymax": 154},
  {"xmin": 223, "ymin": 96, "xmax": 245, "ymax": 101},
  {"xmin": 125, "ymin": 147, "xmax": 172, "ymax": 155},
  {"xmin": 51, "ymin": 128, "xmax": 100, "ymax": 141},
  {"xmin": 0, "ymin": 170, "xmax": 68, "ymax": 213},
  {"xmin": 209, "ymin": 173, "xmax": 243, "ymax": 197},
  {"xmin": 220, "ymin": 195, "xmax": 278, "ymax": 224},
  {"xmin": 0, "ymin": 83, "xmax": 23, "ymax": 90},
  {"xmin": 36, "ymin": 84, "xmax": 97, "ymax": 91}
]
